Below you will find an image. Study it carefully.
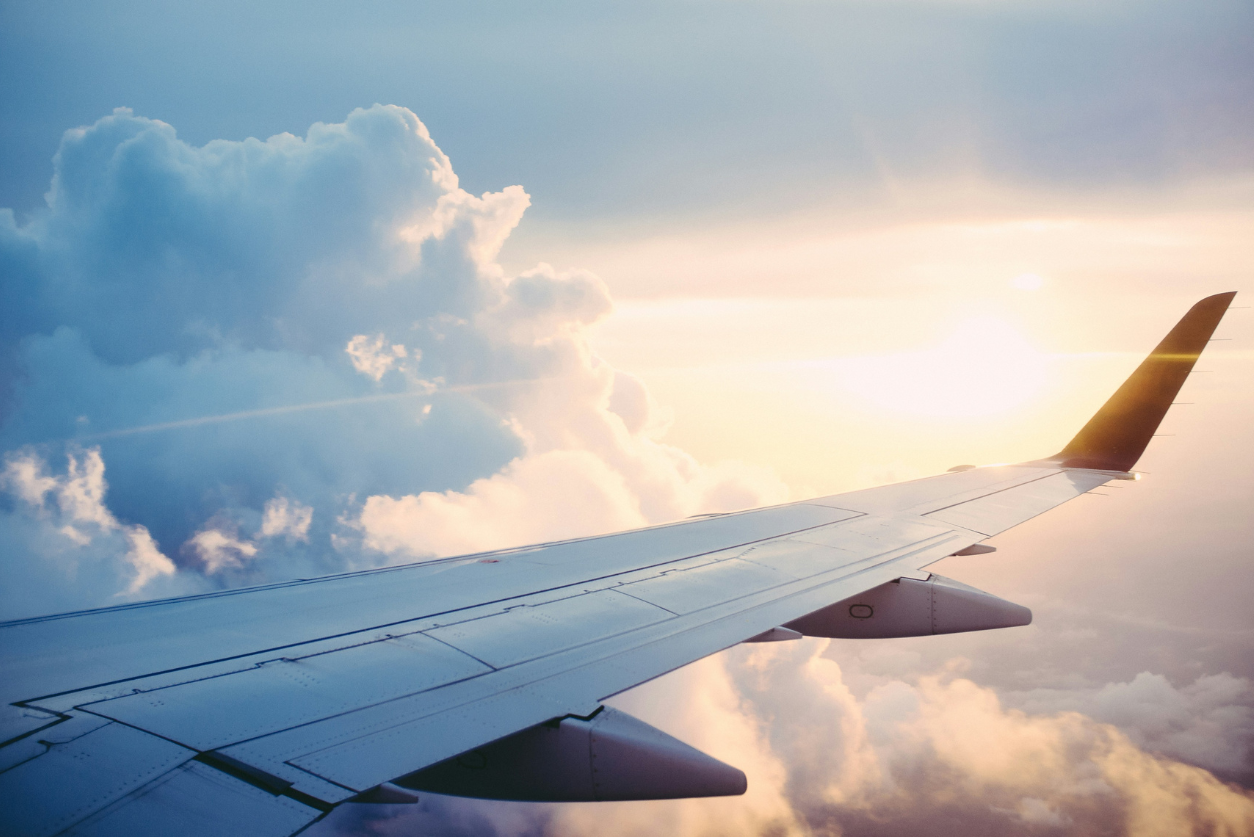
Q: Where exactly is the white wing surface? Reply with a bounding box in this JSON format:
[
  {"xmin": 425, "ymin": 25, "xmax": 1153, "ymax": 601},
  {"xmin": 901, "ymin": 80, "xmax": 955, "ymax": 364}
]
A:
[{"xmin": 0, "ymin": 293, "xmax": 1235, "ymax": 836}]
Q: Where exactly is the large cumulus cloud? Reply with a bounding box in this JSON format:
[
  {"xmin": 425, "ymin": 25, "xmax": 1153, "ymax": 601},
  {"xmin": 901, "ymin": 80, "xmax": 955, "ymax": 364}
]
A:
[{"xmin": 0, "ymin": 104, "xmax": 784, "ymax": 619}]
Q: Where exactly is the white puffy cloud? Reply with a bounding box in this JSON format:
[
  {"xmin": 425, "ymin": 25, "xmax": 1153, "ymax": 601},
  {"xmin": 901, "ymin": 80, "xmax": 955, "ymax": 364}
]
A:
[
  {"xmin": 350, "ymin": 418, "xmax": 789, "ymax": 563},
  {"xmin": 185, "ymin": 525, "xmax": 259, "ymax": 574},
  {"xmin": 0, "ymin": 103, "xmax": 785, "ymax": 610},
  {"xmin": 345, "ymin": 334, "xmax": 410, "ymax": 381},
  {"xmin": 0, "ymin": 447, "xmax": 180, "ymax": 616},
  {"xmin": 1, "ymin": 449, "xmax": 60, "ymax": 506},
  {"xmin": 1011, "ymin": 671, "xmax": 1254, "ymax": 777},
  {"xmin": 599, "ymin": 645, "xmax": 1254, "ymax": 837},
  {"xmin": 259, "ymin": 495, "xmax": 314, "ymax": 542},
  {"xmin": 355, "ymin": 450, "xmax": 646, "ymax": 559},
  {"xmin": 725, "ymin": 643, "xmax": 1254, "ymax": 836}
]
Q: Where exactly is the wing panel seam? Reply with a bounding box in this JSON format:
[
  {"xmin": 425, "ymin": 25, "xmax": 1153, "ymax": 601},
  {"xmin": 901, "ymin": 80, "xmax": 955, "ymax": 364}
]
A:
[
  {"xmin": 15, "ymin": 513, "xmax": 862, "ymax": 707},
  {"xmin": 914, "ymin": 470, "xmax": 1065, "ymax": 517},
  {"xmin": 236, "ymin": 533, "xmax": 964, "ymax": 768}
]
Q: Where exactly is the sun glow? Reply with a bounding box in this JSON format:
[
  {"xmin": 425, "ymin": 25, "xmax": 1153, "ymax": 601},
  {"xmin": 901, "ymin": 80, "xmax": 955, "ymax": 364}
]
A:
[{"xmin": 835, "ymin": 317, "xmax": 1051, "ymax": 418}]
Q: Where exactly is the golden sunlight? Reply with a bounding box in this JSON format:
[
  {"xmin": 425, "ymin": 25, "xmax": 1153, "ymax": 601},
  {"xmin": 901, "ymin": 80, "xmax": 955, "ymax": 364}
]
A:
[{"xmin": 833, "ymin": 316, "xmax": 1051, "ymax": 418}]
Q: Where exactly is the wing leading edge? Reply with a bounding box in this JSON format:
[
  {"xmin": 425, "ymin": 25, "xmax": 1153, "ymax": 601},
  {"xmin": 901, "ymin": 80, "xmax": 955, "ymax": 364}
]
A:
[{"xmin": 0, "ymin": 293, "xmax": 1236, "ymax": 836}]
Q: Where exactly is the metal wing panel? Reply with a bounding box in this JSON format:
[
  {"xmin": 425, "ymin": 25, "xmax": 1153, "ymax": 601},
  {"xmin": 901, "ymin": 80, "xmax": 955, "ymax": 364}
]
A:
[
  {"xmin": 1, "ymin": 503, "xmax": 852, "ymax": 711},
  {"xmin": 0, "ymin": 707, "xmax": 62, "ymax": 750},
  {"xmin": 64, "ymin": 761, "xmax": 319, "ymax": 837},
  {"xmin": 806, "ymin": 466, "xmax": 1058, "ymax": 516},
  {"xmin": 787, "ymin": 515, "xmax": 960, "ymax": 554},
  {"xmin": 734, "ymin": 538, "xmax": 861, "ymax": 579},
  {"xmin": 210, "ymin": 520, "xmax": 973, "ymax": 793},
  {"xmin": 924, "ymin": 470, "xmax": 1112, "ymax": 536},
  {"xmin": 425, "ymin": 590, "xmax": 673, "ymax": 669},
  {"xmin": 616, "ymin": 558, "xmax": 798, "ymax": 615},
  {"xmin": 500, "ymin": 504, "xmax": 858, "ymax": 569},
  {"xmin": 280, "ymin": 537, "xmax": 964, "ymax": 792},
  {"xmin": 0, "ymin": 714, "xmax": 110, "ymax": 776},
  {"xmin": 0, "ymin": 720, "xmax": 193, "ymax": 837},
  {"xmin": 0, "ymin": 468, "xmax": 1093, "ymax": 831},
  {"xmin": 78, "ymin": 634, "xmax": 493, "ymax": 753}
]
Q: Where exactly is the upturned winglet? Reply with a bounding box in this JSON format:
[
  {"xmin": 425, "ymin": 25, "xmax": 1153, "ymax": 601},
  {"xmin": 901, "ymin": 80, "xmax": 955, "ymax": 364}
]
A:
[{"xmin": 1053, "ymin": 292, "xmax": 1237, "ymax": 472}]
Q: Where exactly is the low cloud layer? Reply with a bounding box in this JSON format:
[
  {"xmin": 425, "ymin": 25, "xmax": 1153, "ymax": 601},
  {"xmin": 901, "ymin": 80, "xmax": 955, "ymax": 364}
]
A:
[
  {"xmin": 311, "ymin": 646, "xmax": 1254, "ymax": 837},
  {"xmin": 2, "ymin": 107, "xmax": 1249, "ymax": 836}
]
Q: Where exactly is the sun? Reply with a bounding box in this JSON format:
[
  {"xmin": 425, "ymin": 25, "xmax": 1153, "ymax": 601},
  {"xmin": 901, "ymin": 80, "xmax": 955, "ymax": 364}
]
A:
[{"xmin": 835, "ymin": 317, "xmax": 1050, "ymax": 419}]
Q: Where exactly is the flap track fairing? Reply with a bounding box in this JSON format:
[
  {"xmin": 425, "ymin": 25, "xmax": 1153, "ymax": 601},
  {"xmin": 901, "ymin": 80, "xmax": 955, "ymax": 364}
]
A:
[
  {"xmin": 396, "ymin": 707, "xmax": 747, "ymax": 802},
  {"xmin": 784, "ymin": 574, "xmax": 1031, "ymax": 639}
]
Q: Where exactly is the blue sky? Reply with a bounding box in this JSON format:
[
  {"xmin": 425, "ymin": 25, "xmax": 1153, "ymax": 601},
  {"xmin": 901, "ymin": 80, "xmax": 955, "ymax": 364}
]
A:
[
  {"xmin": 2, "ymin": 0, "xmax": 1252, "ymax": 224},
  {"xmin": 1, "ymin": 2, "xmax": 1252, "ymax": 835}
]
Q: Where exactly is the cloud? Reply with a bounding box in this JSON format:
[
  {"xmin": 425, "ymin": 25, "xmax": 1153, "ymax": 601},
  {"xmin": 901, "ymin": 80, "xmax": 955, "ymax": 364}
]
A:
[
  {"xmin": 185, "ymin": 524, "xmax": 259, "ymax": 574},
  {"xmin": 259, "ymin": 494, "xmax": 313, "ymax": 542},
  {"xmin": 1010, "ymin": 671, "xmax": 1254, "ymax": 778},
  {"xmin": 311, "ymin": 645, "xmax": 1254, "ymax": 837},
  {"xmin": 605, "ymin": 646, "xmax": 1254, "ymax": 837},
  {"xmin": 346, "ymin": 334, "xmax": 411, "ymax": 382},
  {"xmin": 355, "ymin": 450, "xmax": 646, "ymax": 559},
  {"xmin": 724, "ymin": 643, "xmax": 1254, "ymax": 836},
  {"xmin": 0, "ymin": 104, "xmax": 784, "ymax": 617},
  {"xmin": 0, "ymin": 446, "xmax": 185, "ymax": 616}
]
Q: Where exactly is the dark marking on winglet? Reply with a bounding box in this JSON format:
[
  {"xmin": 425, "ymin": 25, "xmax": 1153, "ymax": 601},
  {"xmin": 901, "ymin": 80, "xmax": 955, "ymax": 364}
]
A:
[{"xmin": 1054, "ymin": 292, "xmax": 1236, "ymax": 472}]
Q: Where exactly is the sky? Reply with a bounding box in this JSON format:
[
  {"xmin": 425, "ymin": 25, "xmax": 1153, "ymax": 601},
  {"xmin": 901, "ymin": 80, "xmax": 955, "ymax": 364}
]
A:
[{"xmin": 1, "ymin": 1, "xmax": 1252, "ymax": 835}]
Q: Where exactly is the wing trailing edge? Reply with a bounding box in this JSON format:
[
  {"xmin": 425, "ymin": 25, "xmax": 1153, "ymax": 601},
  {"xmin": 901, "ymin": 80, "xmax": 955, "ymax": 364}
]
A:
[{"xmin": 1054, "ymin": 291, "xmax": 1237, "ymax": 472}]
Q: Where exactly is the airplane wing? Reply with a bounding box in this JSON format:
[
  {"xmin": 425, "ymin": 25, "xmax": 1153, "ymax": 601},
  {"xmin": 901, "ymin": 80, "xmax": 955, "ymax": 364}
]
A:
[{"xmin": 0, "ymin": 292, "xmax": 1235, "ymax": 837}]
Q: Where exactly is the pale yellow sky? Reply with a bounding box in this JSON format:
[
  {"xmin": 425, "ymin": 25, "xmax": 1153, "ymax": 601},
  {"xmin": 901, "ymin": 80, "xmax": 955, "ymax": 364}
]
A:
[
  {"xmin": 561, "ymin": 194, "xmax": 1254, "ymax": 498},
  {"xmin": 503, "ymin": 179, "xmax": 1254, "ymax": 301}
]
